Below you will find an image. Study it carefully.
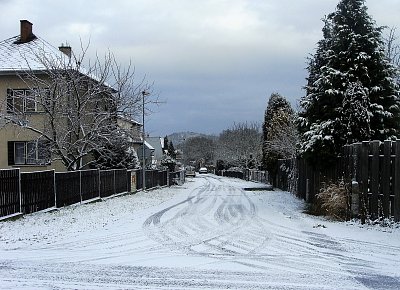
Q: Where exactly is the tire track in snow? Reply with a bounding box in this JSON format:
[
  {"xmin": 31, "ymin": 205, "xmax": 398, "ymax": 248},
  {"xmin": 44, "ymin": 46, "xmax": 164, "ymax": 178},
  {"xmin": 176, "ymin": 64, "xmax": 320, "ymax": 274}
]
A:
[{"xmin": 0, "ymin": 260, "xmax": 373, "ymax": 290}]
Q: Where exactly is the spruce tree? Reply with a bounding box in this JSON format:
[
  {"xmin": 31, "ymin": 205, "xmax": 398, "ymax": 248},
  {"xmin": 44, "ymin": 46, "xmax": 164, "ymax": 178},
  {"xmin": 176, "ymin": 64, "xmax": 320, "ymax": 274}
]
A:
[
  {"xmin": 299, "ymin": 0, "xmax": 400, "ymax": 167},
  {"xmin": 262, "ymin": 93, "xmax": 296, "ymax": 183},
  {"xmin": 168, "ymin": 141, "xmax": 176, "ymax": 159}
]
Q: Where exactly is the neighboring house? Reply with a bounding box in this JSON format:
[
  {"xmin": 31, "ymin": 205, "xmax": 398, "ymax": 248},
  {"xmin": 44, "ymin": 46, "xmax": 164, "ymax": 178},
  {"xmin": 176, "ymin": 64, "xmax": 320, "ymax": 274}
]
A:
[
  {"xmin": 146, "ymin": 137, "xmax": 165, "ymax": 168},
  {"xmin": 117, "ymin": 114, "xmax": 143, "ymax": 154},
  {"xmin": 136, "ymin": 139, "xmax": 155, "ymax": 169},
  {"xmin": 0, "ymin": 20, "xmax": 139, "ymax": 172}
]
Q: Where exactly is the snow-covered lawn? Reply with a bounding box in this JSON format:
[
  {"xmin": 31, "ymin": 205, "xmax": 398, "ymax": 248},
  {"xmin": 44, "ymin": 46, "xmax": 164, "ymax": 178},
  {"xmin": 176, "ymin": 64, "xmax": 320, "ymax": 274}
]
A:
[{"xmin": 0, "ymin": 175, "xmax": 399, "ymax": 289}]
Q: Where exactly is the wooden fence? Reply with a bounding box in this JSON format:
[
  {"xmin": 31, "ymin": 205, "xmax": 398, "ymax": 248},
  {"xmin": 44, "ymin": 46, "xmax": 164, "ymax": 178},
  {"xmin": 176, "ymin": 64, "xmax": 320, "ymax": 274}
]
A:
[
  {"xmin": 216, "ymin": 169, "xmax": 268, "ymax": 183},
  {"xmin": 0, "ymin": 169, "xmax": 20, "ymax": 217},
  {"xmin": 0, "ymin": 168, "xmax": 174, "ymax": 218},
  {"xmin": 21, "ymin": 170, "xmax": 55, "ymax": 214},
  {"xmin": 277, "ymin": 140, "xmax": 400, "ymax": 221}
]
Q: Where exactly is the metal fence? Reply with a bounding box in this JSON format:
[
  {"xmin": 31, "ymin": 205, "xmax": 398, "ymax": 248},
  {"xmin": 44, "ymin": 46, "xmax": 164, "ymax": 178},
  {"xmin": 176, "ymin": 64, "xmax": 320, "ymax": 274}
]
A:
[{"xmin": 0, "ymin": 168, "xmax": 177, "ymax": 218}]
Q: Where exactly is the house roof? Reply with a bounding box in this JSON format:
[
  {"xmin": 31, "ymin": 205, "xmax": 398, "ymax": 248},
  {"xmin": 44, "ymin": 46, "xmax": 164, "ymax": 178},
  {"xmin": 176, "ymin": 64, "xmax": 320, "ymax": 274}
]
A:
[
  {"xmin": 0, "ymin": 22, "xmax": 116, "ymax": 91},
  {"xmin": 0, "ymin": 35, "xmax": 69, "ymax": 73},
  {"xmin": 146, "ymin": 137, "xmax": 164, "ymax": 160},
  {"xmin": 144, "ymin": 140, "xmax": 155, "ymax": 151},
  {"xmin": 117, "ymin": 114, "xmax": 142, "ymax": 126}
]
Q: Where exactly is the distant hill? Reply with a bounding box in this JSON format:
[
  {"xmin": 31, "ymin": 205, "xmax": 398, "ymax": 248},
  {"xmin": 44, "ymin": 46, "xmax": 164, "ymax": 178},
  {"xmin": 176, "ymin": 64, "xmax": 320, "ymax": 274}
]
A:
[{"xmin": 168, "ymin": 132, "xmax": 215, "ymax": 145}]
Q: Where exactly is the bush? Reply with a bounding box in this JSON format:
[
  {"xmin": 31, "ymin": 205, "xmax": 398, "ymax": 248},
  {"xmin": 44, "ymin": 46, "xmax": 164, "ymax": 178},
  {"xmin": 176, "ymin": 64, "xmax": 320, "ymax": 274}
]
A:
[{"xmin": 315, "ymin": 180, "xmax": 349, "ymax": 221}]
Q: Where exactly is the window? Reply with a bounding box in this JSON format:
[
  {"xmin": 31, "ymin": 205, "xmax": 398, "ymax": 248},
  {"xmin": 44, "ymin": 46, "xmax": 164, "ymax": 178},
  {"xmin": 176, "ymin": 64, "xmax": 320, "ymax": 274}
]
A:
[
  {"xmin": 7, "ymin": 141, "xmax": 50, "ymax": 166},
  {"xmin": 7, "ymin": 89, "xmax": 38, "ymax": 113}
]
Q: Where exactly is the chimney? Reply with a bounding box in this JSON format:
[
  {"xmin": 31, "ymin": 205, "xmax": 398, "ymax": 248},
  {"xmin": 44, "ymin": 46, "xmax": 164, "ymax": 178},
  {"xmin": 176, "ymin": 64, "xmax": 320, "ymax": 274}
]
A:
[
  {"xmin": 59, "ymin": 45, "xmax": 72, "ymax": 58},
  {"xmin": 19, "ymin": 20, "xmax": 36, "ymax": 43}
]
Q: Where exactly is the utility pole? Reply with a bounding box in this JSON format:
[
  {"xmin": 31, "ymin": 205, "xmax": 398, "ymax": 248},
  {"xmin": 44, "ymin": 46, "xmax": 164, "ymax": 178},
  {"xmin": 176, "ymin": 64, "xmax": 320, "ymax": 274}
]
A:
[{"xmin": 142, "ymin": 90, "xmax": 150, "ymax": 190}]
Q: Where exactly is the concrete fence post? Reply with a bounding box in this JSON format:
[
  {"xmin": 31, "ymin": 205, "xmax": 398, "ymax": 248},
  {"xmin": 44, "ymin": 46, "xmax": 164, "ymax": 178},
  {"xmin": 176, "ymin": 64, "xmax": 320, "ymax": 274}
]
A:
[{"xmin": 351, "ymin": 180, "xmax": 360, "ymax": 217}]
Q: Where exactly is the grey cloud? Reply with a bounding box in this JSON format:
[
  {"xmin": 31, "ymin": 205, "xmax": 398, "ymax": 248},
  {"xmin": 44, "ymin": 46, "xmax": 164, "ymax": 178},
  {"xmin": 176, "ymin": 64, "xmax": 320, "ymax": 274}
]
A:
[{"xmin": 0, "ymin": 0, "xmax": 398, "ymax": 136}]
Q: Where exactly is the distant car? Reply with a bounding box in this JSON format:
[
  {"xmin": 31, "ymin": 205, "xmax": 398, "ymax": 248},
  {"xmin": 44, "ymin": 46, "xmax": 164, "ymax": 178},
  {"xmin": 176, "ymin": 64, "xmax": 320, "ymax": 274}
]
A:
[
  {"xmin": 185, "ymin": 166, "xmax": 196, "ymax": 177},
  {"xmin": 199, "ymin": 167, "xmax": 208, "ymax": 174}
]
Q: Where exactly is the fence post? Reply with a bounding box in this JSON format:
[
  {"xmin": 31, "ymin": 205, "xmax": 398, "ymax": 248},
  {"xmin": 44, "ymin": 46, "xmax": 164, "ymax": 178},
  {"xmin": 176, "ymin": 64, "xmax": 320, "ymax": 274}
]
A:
[
  {"xmin": 360, "ymin": 141, "xmax": 369, "ymax": 222},
  {"xmin": 98, "ymin": 169, "xmax": 101, "ymax": 198},
  {"xmin": 113, "ymin": 169, "xmax": 116, "ymax": 195},
  {"xmin": 351, "ymin": 181, "xmax": 360, "ymax": 217},
  {"xmin": 53, "ymin": 169, "xmax": 56, "ymax": 208},
  {"xmin": 18, "ymin": 168, "xmax": 22, "ymax": 214},
  {"xmin": 382, "ymin": 140, "xmax": 391, "ymax": 218},
  {"xmin": 79, "ymin": 170, "xmax": 82, "ymax": 203},
  {"xmin": 394, "ymin": 140, "xmax": 400, "ymax": 222},
  {"xmin": 370, "ymin": 141, "xmax": 380, "ymax": 220}
]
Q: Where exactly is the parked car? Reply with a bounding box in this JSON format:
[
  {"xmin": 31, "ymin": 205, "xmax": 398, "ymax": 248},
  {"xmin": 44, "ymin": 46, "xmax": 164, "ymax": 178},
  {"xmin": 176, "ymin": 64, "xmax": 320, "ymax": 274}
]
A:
[
  {"xmin": 199, "ymin": 167, "xmax": 208, "ymax": 174},
  {"xmin": 185, "ymin": 166, "xmax": 196, "ymax": 177}
]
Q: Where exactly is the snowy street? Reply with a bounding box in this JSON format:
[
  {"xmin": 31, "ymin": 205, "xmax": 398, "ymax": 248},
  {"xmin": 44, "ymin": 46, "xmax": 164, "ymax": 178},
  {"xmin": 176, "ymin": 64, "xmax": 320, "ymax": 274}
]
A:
[{"xmin": 0, "ymin": 174, "xmax": 400, "ymax": 289}]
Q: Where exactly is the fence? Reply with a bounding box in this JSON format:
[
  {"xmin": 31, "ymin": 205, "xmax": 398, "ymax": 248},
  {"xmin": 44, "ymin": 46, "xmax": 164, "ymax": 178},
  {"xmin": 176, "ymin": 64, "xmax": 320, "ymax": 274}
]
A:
[
  {"xmin": 277, "ymin": 140, "xmax": 400, "ymax": 221},
  {"xmin": 0, "ymin": 169, "xmax": 20, "ymax": 217},
  {"xmin": 0, "ymin": 168, "xmax": 176, "ymax": 218},
  {"xmin": 169, "ymin": 170, "xmax": 186, "ymax": 186},
  {"xmin": 216, "ymin": 169, "xmax": 268, "ymax": 183}
]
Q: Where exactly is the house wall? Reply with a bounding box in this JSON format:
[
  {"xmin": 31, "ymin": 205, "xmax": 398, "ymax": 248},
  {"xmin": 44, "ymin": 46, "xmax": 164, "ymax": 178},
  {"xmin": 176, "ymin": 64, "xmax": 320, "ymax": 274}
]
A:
[{"xmin": 0, "ymin": 74, "xmax": 67, "ymax": 172}]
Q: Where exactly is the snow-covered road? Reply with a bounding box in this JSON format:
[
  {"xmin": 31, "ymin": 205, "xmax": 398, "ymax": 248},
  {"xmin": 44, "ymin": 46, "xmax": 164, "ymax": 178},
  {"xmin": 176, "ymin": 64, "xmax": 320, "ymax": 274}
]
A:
[{"xmin": 0, "ymin": 174, "xmax": 399, "ymax": 289}]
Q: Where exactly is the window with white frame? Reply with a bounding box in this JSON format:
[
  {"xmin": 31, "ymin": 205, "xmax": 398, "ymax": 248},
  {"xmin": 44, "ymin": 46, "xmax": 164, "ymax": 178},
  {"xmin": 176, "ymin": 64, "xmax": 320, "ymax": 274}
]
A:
[
  {"xmin": 8, "ymin": 140, "xmax": 50, "ymax": 166},
  {"xmin": 6, "ymin": 88, "xmax": 38, "ymax": 113}
]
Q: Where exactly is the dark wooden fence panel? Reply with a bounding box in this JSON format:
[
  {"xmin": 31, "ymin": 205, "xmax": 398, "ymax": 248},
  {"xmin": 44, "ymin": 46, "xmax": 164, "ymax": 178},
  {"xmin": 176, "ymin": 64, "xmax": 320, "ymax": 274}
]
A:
[
  {"xmin": 146, "ymin": 170, "xmax": 155, "ymax": 189},
  {"xmin": 158, "ymin": 170, "xmax": 167, "ymax": 187},
  {"xmin": 115, "ymin": 169, "xmax": 128, "ymax": 194},
  {"xmin": 80, "ymin": 170, "xmax": 100, "ymax": 201},
  {"xmin": 223, "ymin": 171, "xmax": 244, "ymax": 179},
  {"xmin": 21, "ymin": 170, "xmax": 55, "ymax": 214},
  {"xmin": 1, "ymin": 168, "xmax": 181, "ymax": 215},
  {"xmin": 0, "ymin": 169, "xmax": 20, "ymax": 217},
  {"xmin": 136, "ymin": 169, "xmax": 143, "ymax": 190},
  {"xmin": 394, "ymin": 140, "xmax": 400, "ymax": 221},
  {"xmin": 100, "ymin": 170, "xmax": 114, "ymax": 197},
  {"xmin": 277, "ymin": 140, "xmax": 400, "ymax": 220},
  {"xmin": 55, "ymin": 171, "xmax": 81, "ymax": 207}
]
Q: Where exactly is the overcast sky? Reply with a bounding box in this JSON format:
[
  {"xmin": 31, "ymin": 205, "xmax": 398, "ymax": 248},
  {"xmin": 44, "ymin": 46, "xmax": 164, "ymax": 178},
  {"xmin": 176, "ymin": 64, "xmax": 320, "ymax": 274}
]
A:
[{"xmin": 1, "ymin": 0, "xmax": 399, "ymax": 137}]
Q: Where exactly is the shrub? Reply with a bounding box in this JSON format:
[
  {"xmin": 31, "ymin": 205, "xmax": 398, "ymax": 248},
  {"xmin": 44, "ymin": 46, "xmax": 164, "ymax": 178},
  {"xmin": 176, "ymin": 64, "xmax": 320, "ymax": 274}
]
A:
[{"xmin": 315, "ymin": 179, "xmax": 349, "ymax": 221}]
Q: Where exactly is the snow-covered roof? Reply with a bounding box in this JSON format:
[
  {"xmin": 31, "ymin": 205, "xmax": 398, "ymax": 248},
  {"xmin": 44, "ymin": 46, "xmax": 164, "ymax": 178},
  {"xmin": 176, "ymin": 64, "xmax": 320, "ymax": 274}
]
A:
[
  {"xmin": 0, "ymin": 22, "xmax": 115, "ymax": 91},
  {"xmin": 0, "ymin": 35, "xmax": 69, "ymax": 73},
  {"xmin": 146, "ymin": 137, "xmax": 164, "ymax": 160},
  {"xmin": 144, "ymin": 140, "xmax": 155, "ymax": 151},
  {"xmin": 117, "ymin": 114, "xmax": 142, "ymax": 126}
]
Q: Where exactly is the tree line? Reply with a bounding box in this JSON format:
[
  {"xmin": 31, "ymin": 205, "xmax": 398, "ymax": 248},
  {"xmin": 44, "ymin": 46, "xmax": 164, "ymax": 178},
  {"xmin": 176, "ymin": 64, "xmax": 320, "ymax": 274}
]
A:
[{"xmin": 178, "ymin": 122, "xmax": 262, "ymax": 171}]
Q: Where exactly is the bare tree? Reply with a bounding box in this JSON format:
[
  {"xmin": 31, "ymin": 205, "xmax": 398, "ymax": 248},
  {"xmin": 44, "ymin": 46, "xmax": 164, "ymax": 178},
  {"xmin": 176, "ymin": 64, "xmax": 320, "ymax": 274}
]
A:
[
  {"xmin": 215, "ymin": 122, "xmax": 262, "ymax": 169},
  {"xmin": 1, "ymin": 42, "xmax": 154, "ymax": 170},
  {"xmin": 385, "ymin": 27, "xmax": 400, "ymax": 67},
  {"xmin": 181, "ymin": 136, "xmax": 215, "ymax": 167},
  {"xmin": 385, "ymin": 27, "xmax": 400, "ymax": 84}
]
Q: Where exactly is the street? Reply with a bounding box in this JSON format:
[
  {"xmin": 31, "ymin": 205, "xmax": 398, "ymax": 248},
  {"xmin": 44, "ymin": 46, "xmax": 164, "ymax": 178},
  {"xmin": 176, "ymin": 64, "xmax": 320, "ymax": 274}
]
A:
[{"xmin": 0, "ymin": 175, "xmax": 399, "ymax": 289}]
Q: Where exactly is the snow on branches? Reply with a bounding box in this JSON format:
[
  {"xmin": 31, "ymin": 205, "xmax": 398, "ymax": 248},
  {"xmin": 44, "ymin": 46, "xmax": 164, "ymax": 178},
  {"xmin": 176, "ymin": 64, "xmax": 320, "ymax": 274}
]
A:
[{"xmin": 299, "ymin": 0, "xmax": 400, "ymax": 167}]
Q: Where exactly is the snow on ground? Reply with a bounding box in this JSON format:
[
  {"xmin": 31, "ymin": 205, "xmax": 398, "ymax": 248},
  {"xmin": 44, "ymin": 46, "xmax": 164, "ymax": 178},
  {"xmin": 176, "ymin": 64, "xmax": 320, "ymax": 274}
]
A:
[{"xmin": 0, "ymin": 175, "xmax": 399, "ymax": 289}]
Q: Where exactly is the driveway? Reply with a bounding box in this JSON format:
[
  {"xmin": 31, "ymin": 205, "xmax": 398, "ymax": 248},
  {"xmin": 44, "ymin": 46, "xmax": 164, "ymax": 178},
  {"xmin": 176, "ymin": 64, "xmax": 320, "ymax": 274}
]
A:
[{"xmin": 0, "ymin": 175, "xmax": 399, "ymax": 289}]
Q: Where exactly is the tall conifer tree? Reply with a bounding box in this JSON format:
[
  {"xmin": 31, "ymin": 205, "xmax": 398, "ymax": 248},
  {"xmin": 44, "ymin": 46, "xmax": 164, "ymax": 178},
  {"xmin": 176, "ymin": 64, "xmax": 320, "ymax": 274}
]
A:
[
  {"xmin": 262, "ymin": 93, "xmax": 296, "ymax": 183},
  {"xmin": 298, "ymin": 0, "xmax": 400, "ymax": 166}
]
